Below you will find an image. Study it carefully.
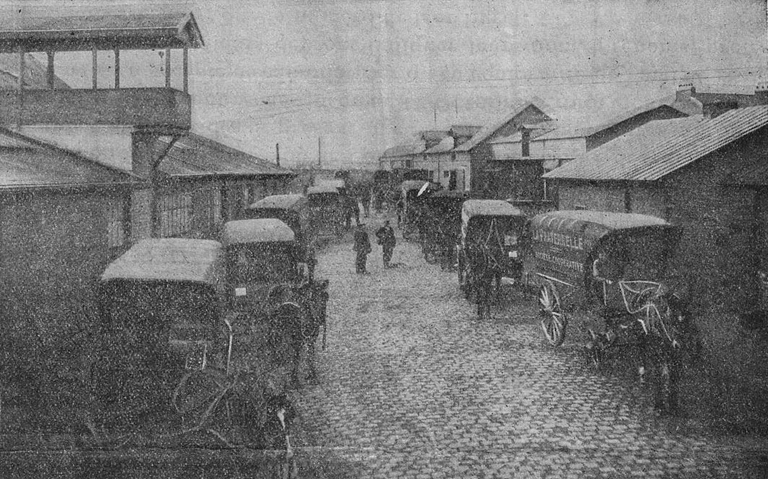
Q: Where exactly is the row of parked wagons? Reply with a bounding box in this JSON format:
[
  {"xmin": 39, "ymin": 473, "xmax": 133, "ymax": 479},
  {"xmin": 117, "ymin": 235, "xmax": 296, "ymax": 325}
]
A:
[
  {"xmin": 91, "ymin": 196, "xmax": 329, "ymax": 447},
  {"xmin": 405, "ymin": 184, "xmax": 687, "ymax": 370}
]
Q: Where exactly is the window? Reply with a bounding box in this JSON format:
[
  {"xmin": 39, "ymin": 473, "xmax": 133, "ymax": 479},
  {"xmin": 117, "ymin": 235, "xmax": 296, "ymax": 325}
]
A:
[
  {"xmin": 522, "ymin": 130, "xmax": 531, "ymax": 157},
  {"xmin": 448, "ymin": 170, "xmax": 457, "ymax": 190},
  {"xmin": 624, "ymin": 190, "xmax": 632, "ymax": 213},
  {"xmin": 158, "ymin": 191, "xmax": 192, "ymax": 237},
  {"xmin": 107, "ymin": 197, "xmax": 128, "ymax": 248}
]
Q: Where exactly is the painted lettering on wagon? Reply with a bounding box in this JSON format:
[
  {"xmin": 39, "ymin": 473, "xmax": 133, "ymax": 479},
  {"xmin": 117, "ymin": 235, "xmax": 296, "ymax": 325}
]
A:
[
  {"xmin": 532, "ymin": 229, "xmax": 584, "ymax": 250},
  {"xmin": 534, "ymin": 251, "xmax": 584, "ymax": 273}
]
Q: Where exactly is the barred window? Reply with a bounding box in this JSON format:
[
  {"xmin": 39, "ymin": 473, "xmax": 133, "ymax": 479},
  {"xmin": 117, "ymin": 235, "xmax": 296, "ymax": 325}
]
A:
[
  {"xmin": 107, "ymin": 198, "xmax": 127, "ymax": 248},
  {"xmin": 159, "ymin": 191, "xmax": 192, "ymax": 237}
]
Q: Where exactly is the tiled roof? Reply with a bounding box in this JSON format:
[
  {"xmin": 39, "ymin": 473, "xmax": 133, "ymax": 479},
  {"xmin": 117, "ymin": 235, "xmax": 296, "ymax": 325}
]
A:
[
  {"xmin": 158, "ymin": 133, "xmax": 294, "ymax": 178},
  {"xmin": 544, "ymin": 107, "xmax": 768, "ymax": 181},
  {"xmin": 0, "ymin": 128, "xmax": 137, "ymax": 190},
  {"xmin": 454, "ymin": 97, "xmax": 554, "ymax": 152},
  {"xmin": 0, "ymin": 9, "xmax": 204, "ymax": 51}
]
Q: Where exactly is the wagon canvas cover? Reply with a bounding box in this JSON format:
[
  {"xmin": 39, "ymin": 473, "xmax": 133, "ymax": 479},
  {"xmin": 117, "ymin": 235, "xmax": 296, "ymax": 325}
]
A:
[
  {"xmin": 460, "ymin": 200, "xmax": 526, "ymax": 249},
  {"xmin": 221, "ymin": 218, "xmax": 296, "ymax": 246},
  {"xmin": 101, "ymin": 238, "xmax": 224, "ymax": 286},
  {"xmin": 249, "ymin": 194, "xmax": 307, "ymax": 211},
  {"xmin": 529, "ymin": 210, "xmax": 681, "ymax": 289}
]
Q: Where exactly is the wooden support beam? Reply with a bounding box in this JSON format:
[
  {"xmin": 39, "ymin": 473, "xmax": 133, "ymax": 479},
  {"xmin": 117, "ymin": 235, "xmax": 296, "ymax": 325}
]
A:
[
  {"xmin": 114, "ymin": 48, "xmax": 120, "ymax": 89},
  {"xmin": 165, "ymin": 48, "xmax": 171, "ymax": 88},
  {"xmin": 46, "ymin": 51, "xmax": 55, "ymax": 90},
  {"xmin": 153, "ymin": 136, "xmax": 178, "ymax": 170},
  {"xmin": 17, "ymin": 46, "xmax": 24, "ymax": 92},
  {"xmin": 183, "ymin": 47, "xmax": 188, "ymax": 93},
  {"xmin": 17, "ymin": 46, "xmax": 24, "ymax": 127},
  {"xmin": 92, "ymin": 47, "xmax": 98, "ymax": 89}
]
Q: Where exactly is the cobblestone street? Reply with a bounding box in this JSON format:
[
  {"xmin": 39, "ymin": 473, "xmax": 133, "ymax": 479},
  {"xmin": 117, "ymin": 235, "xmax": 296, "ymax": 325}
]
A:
[{"xmin": 293, "ymin": 214, "xmax": 768, "ymax": 478}]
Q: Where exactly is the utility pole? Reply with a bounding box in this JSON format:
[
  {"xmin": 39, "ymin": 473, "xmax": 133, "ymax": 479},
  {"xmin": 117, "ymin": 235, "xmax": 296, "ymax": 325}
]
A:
[
  {"xmin": 433, "ymin": 105, "xmax": 437, "ymax": 127},
  {"xmin": 275, "ymin": 143, "xmax": 280, "ymax": 167},
  {"xmin": 317, "ymin": 137, "xmax": 322, "ymax": 167}
]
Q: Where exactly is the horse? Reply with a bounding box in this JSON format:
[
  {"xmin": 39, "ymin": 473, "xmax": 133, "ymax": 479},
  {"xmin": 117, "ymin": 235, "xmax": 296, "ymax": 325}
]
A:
[
  {"xmin": 634, "ymin": 290, "xmax": 694, "ymax": 414},
  {"xmin": 467, "ymin": 243, "xmax": 504, "ymax": 319},
  {"xmin": 267, "ymin": 281, "xmax": 329, "ymax": 386}
]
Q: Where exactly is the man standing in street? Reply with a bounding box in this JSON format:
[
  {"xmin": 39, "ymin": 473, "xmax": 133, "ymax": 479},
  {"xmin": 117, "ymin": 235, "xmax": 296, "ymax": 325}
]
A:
[
  {"xmin": 376, "ymin": 220, "xmax": 397, "ymax": 268},
  {"xmin": 353, "ymin": 223, "xmax": 371, "ymax": 274}
]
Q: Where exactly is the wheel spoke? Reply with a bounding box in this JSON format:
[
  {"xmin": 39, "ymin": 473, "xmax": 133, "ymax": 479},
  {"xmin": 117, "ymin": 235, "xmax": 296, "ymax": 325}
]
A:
[{"xmin": 538, "ymin": 283, "xmax": 566, "ymax": 346}]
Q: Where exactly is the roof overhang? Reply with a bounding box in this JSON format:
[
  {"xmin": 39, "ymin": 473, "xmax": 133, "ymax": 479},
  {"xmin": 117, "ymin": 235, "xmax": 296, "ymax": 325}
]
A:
[{"xmin": 0, "ymin": 11, "xmax": 204, "ymax": 52}]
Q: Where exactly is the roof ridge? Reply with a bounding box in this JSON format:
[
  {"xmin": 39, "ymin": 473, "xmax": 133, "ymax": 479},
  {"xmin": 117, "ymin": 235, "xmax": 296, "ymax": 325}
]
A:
[{"xmin": 546, "ymin": 105, "xmax": 768, "ymax": 182}]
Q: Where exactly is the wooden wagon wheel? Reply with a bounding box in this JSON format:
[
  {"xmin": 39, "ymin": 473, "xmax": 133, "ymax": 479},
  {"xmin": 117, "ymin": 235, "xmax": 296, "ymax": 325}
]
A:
[{"xmin": 539, "ymin": 281, "xmax": 567, "ymax": 347}]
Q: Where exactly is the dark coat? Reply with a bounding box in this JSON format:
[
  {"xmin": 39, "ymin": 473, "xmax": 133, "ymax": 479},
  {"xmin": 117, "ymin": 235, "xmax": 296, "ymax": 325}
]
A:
[
  {"xmin": 353, "ymin": 229, "xmax": 371, "ymax": 254},
  {"xmin": 375, "ymin": 225, "xmax": 396, "ymax": 249}
]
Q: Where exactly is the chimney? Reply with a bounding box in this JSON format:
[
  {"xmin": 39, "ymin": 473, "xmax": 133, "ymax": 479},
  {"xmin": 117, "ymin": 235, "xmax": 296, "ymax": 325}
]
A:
[
  {"xmin": 276, "ymin": 143, "xmax": 280, "ymax": 167},
  {"xmin": 676, "ymin": 83, "xmax": 696, "ymax": 102},
  {"xmin": 756, "ymin": 81, "xmax": 768, "ymax": 105}
]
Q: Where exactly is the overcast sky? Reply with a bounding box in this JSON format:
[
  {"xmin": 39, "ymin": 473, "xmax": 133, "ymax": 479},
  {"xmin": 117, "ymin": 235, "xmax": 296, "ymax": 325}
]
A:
[{"xmin": 9, "ymin": 0, "xmax": 768, "ymax": 168}]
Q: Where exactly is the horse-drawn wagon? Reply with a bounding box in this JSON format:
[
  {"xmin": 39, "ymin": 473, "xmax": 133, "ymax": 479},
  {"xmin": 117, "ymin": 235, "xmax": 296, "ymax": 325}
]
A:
[
  {"xmin": 399, "ymin": 180, "xmax": 435, "ymax": 241},
  {"xmin": 94, "ymin": 239, "xmax": 228, "ymax": 420},
  {"xmin": 249, "ymin": 194, "xmax": 317, "ymax": 277},
  {"xmin": 307, "ymin": 184, "xmax": 347, "ymax": 237},
  {"xmin": 92, "ymin": 218, "xmax": 328, "ymax": 446},
  {"xmin": 419, "ymin": 190, "xmax": 468, "ymax": 270},
  {"xmin": 528, "ymin": 210, "xmax": 684, "ymax": 358},
  {"xmin": 457, "ymin": 199, "xmax": 528, "ymax": 302}
]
